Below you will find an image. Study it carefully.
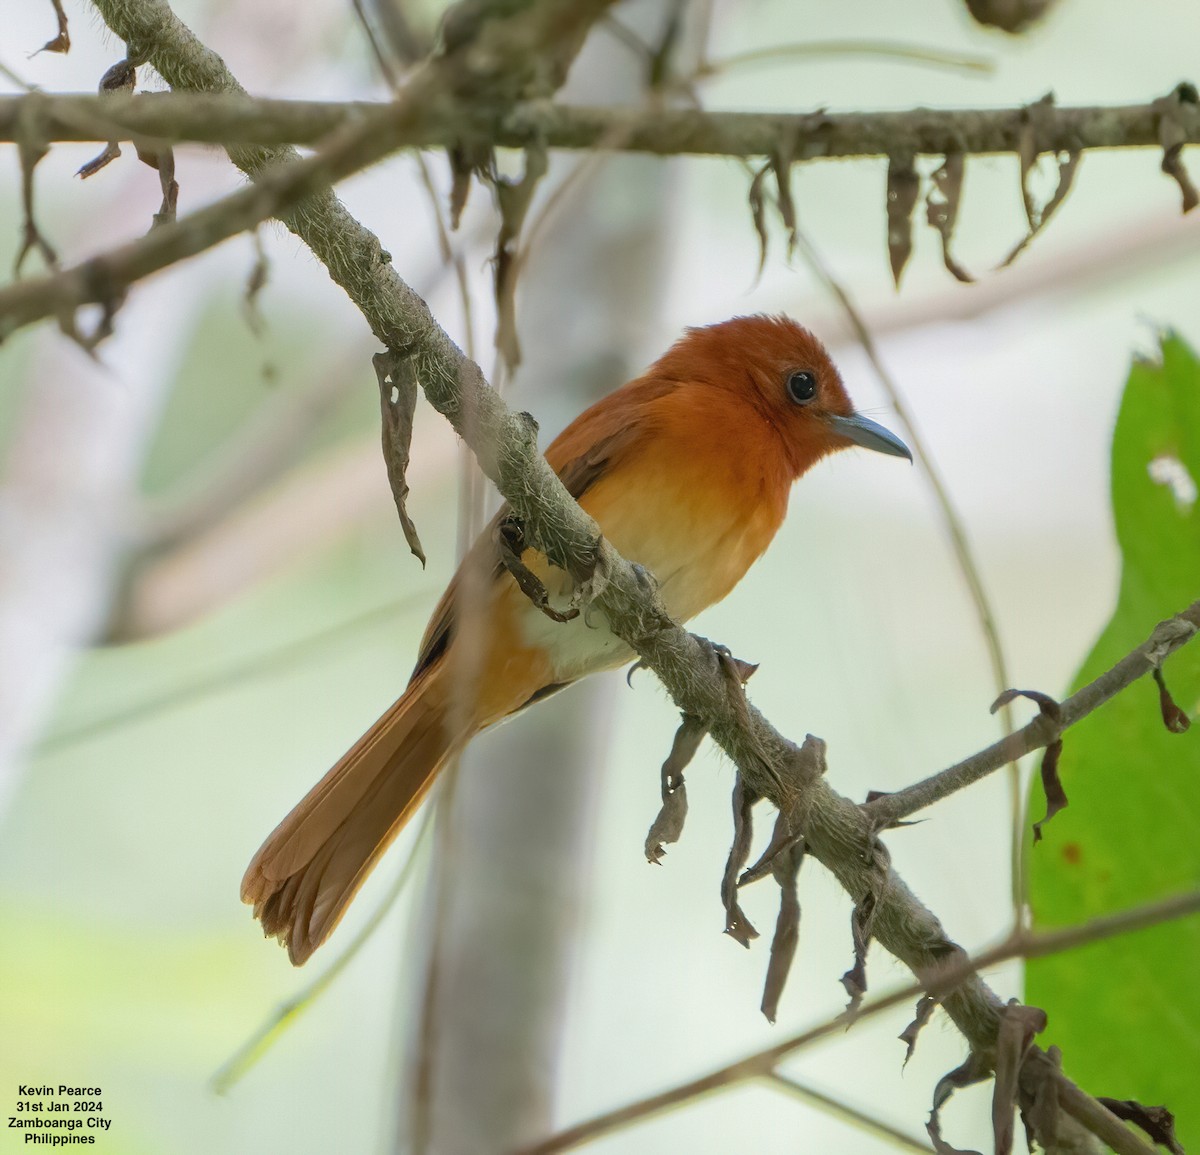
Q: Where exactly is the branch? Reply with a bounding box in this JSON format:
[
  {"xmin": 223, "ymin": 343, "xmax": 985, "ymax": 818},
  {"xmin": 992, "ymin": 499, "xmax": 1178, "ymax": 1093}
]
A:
[
  {"xmin": 866, "ymin": 607, "xmax": 1200, "ymax": 826},
  {"xmin": 61, "ymin": 4, "xmax": 1198, "ymax": 1153},
  {"xmin": 2, "ymin": 90, "xmax": 1199, "ymax": 157},
  {"xmin": 513, "ymin": 889, "xmax": 1200, "ymax": 1154}
]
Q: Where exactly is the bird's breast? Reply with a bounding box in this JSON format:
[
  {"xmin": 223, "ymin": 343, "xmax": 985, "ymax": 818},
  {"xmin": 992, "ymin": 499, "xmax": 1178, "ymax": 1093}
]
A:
[{"xmin": 517, "ymin": 428, "xmax": 790, "ymax": 682}]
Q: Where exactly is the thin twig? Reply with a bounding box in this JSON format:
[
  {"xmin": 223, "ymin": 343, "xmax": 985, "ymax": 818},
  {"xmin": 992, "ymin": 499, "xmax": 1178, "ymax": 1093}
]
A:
[
  {"xmin": 762, "ymin": 1071, "xmax": 935, "ymax": 1153},
  {"xmin": 698, "ymin": 39, "xmax": 993, "ymax": 78},
  {"xmin": 513, "ymin": 888, "xmax": 1200, "ymax": 1154},
  {"xmin": 866, "ymin": 603, "xmax": 1200, "ymax": 825},
  {"xmin": 2, "ymin": 91, "xmax": 1197, "ymax": 155}
]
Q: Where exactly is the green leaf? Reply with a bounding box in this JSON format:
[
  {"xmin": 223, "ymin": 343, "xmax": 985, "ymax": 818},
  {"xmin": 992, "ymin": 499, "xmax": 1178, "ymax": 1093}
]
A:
[{"xmin": 1027, "ymin": 332, "xmax": 1200, "ymax": 1143}]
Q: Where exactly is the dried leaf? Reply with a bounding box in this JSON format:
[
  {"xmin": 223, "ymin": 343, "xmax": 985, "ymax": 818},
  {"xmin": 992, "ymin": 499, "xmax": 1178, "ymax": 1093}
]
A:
[
  {"xmin": 1096, "ymin": 1098, "xmax": 1185, "ymax": 1155},
  {"xmin": 772, "ymin": 147, "xmax": 798, "ymax": 258},
  {"xmin": 14, "ymin": 137, "xmax": 56, "ymax": 276},
  {"xmin": 492, "ymin": 145, "xmax": 548, "ymax": 373},
  {"xmin": 925, "ymin": 153, "xmax": 974, "ymax": 283},
  {"xmin": 840, "ymin": 889, "xmax": 878, "ymax": 1009},
  {"xmin": 999, "ymin": 148, "xmax": 1080, "ymax": 268},
  {"xmin": 992, "ymin": 1001, "xmax": 1047, "ymax": 1155},
  {"xmin": 242, "ymin": 230, "xmax": 270, "ymax": 336},
  {"xmin": 886, "ymin": 154, "xmax": 920, "ymax": 287},
  {"xmin": 748, "ymin": 161, "xmax": 772, "ymax": 278},
  {"xmin": 739, "ymin": 808, "xmax": 801, "ymax": 888},
  {"xmin": 1152, "ymin": 667, "xmax": 1192, "ymax": 733},
  {"xmin": 721, "ymin": 775, "xmax": 760, "ymax": 947},
  {"xmin": 1020, "ymin": 1044, "xmax": 1061, "ymax": 1152},
  {"xmin": 963, "ymin": 0, "xmax": 1056, "ymax": 33},
  {"xmin": 899, "ymin": 995, "xmax": 939, "ymax": 1068},
  {"xmin": 141, "ymin": 143, "xmax": 179, "ymax": 229},
  {"xmin": 373, "ymin": 350, "xmax": 426, "ymax": 568},
  {"xmin": 760, "ymin": 833, "xmax": 806, "ymax": 1023},
  {"xmin": 993, "ymin": 691, "xmax": 1070, "ymax": 841},
  {"xmin": 447, "ymin": 143, "xmax": 492, "ymax": 229},
  {"xmin": 990, "ymin": 687, "xmax": 1062, "ymax": 721},
  {"xmin": 927, "ymin": 1051, "xmax": 991, "ymax": 1155},
  {"xmin": 494, "ymin": 515, "xmax": 576, "ymax": 622},
  {"xmin": 645, "ymin": 714, "xmax": 705, "ymax": 863},
  {"xmin": 77, "ymin": 60, "xmax": 136, "ymax": 182},
  {"xmin": 1155, "ymin": 84, "xmax": 1200, "ymax": 214},
  {"xmin": 35, "ymin": 0, "xmax": 70, "ymax": 54},
  {"xmin": 1031, "ymin": 739, "xmax": 1067, "ymax": 843}
]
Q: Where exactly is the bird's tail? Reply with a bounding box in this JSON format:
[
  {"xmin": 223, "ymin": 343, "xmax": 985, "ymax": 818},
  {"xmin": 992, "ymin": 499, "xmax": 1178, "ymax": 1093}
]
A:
[{"xmin": 241, "ymin": 668, "xmax": 452, "ymax": 965}]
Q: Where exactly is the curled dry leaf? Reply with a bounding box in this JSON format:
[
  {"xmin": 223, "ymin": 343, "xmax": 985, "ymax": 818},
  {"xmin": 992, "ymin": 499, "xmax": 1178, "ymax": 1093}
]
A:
[
  {"xmin": 925, "ymin": 153, "xmax": 974, "ymax": 283},
  {"xmin": 992, "ymin": 1001, "xmax": 1048, "ymax": 1155},
  {"xmin": 78, "ymin": 60, "xmax": 137, "ymax": 180},
  {"xmin": 992, "ymin": 689, "xmax": 1067, "ymax": 842},
  {"xmin": 998, "ymin": 95, "xmax": 1081, "ymax": 267},
  {"xmin": 492, "ymin": 145, "xmax": 549, "ymax": 373},
  {"xmin": 748, "ymin": 161, "xmax": 772, "ymax": 278},
  {"xmin": 15, "ymin": 137, "xmax": 57, "ymax": 276},
  {"xmin": 1152, "ymin": 666, "xmax": 1192, "ymax": 733},
  {"xmin": 373, "ymin": 350, "xmax": 427, "ymax": 568},
  {"xmin": 1020, "ymin": 1044, "xmax": 1061, "ymax": 1152},
  {"xmin": 963, "ymin": 0, "xmax": 1057, "ymax": 33},
  {"xmin": 760, "ymin": 828, "xmax": 806, "ymax": 1023},
  {"xmin": 36, "ymin": 0, "xmax": 70, "ymax": 54},
  {"xmin": 899, "ymin": 994, "xmax": 940, "ymax": 1068},
  {"xmin": 1154, "ymin": 83, "xmax": 1200, "ymax": 214},
  {"xmin": 739, "ymin": 808, "xmax": 801, "ymax": 888},
  {"xmin": 885, "ymin": 154, "xmax": 920, "ymax": 287},
  {"xmin": 840, "ymin": 889, "xmax": 878, "ymax": 1009},
  {"xmin": 242, "ymin": 230, "xmax": 271, "ymax": 336},
  {"xmin": 1096, "ymin": 1098, "xmax": 1185, "ymax": 1155},
  {"xmin": 772, "ymin": 146, "xmax": 799, "ymax": 259},
  {"xmin": 927, "ymin": 1051, "xmax": 991, "ymax": 1155},
  {"xmin": 495, "ymin": 515, "xmax": 577, "ymax": 623},
  {"xmin": 645, "ymin": 714, "xmax": 705, "ymax": 863},
  {"xmin": 721, "ymin": 774, "xmax": 760, "ymax": 948}
]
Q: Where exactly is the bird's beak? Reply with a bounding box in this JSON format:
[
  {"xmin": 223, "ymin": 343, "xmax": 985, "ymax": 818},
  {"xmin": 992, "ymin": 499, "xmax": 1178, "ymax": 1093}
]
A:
[{"xmin": 826, "ymin": 412, "xmax": 913, "ymax": 462}]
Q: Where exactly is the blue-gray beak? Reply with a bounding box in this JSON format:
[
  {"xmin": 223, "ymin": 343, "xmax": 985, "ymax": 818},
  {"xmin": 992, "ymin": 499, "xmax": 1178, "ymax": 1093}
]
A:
[{"xmin": 827, "ymin": 412, "xmax": 912, "ymax": 462}]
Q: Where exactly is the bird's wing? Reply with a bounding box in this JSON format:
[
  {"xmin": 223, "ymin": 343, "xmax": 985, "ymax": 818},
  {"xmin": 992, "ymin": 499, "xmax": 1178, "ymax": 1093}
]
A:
[{"xmin": 407, "ymin": 376, "xmax": 677, "ymax": 684}]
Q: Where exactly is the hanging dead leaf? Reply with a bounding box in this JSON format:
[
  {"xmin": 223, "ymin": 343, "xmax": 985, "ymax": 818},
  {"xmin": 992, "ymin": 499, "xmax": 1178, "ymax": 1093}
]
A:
[
  {"xmin": 925, "ymin": 153, "xmax": 974, "ymax": 283},
  {"xmin": 992, "ymin": 1001, "xmax": 1047, "ymax": 1155},
  {"xmin": 1152, "ymin": 666, "xmax": 1192, "ymax": 732},
  {"xmin": 999, "ymin": 149, "xmax": 1080, "ymax": 268},
  {"xmin": 1096, "ymin": 1098, "xmax": 1185, "ymax": 1155},
  {"xmin": 900, "ymin": 995, "xmax": 940, "ymax": 1068},
  {"xmin": 840, "ymin": 889, "xmax": 878, "ymax": 1009},
  {"xmin": 35, "ymin": 0, "xmax": 70, "ymax": 54},
  {"xmin": 645, "ymin": 714, "xmax": 705, "ymax": 863},
  {"xmin": 992, "ymin": 689, "xmax": 1067, "ymax": 840},
  {"xmin": 1154, "ymin": 83, "xmax": 1200, "ymax": 214},
  {"xmin": 748, "ymin": 161, "xmax": 772, "ymax": 278},
  {"xmin": 721, "ymin": 775, "xmax": 760, "ymax": 947},
  {"xmin": 374, "ymin": 350, "xmax": 427, "ymax": 568},
  {"xmin": 964, "ymin": 0, "xmax": 1057, "ymax": 33},
  {"xmin": 886, "ymin": 154, "xmax": 920, "ymax": 287},
  {"xmin": 772, "ymin": 145, "xmax": 799, "ymax": 258},
  {"xmin": 492, "ymin": 145, "xmax": 548, "ymax": 373},
  {"xmin": 927, "ymin": 1051, "xmax": 991, "ymax": 1155},
  {"xmin": 760, "ymin": 829, "xmax": 806, "ymax": 1023}
]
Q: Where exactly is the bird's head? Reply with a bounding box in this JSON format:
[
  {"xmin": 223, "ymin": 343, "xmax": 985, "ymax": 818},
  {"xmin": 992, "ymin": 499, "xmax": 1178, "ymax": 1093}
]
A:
[{"xmin": 657, "ymin": 314, "xmax": 912, "ymax": 477}]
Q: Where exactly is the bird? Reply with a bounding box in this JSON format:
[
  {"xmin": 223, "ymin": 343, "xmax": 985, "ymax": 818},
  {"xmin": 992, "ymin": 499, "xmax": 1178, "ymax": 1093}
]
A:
[{"xmin": 241, "ymin": 314, "xmax": 911, "ymax": 964}]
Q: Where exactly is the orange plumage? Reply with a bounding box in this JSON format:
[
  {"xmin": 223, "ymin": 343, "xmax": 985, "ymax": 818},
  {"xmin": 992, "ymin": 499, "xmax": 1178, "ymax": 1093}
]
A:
[{"xmin": 241, "ymin": 314, "xmax": 910, "ymax": 963}]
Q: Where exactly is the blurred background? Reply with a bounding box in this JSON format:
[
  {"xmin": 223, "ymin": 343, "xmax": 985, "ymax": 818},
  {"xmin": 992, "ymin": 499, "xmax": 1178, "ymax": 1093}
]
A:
[{"xmin": 2, "ymin": 0, "xmax": 1198, "ymax": 1151}]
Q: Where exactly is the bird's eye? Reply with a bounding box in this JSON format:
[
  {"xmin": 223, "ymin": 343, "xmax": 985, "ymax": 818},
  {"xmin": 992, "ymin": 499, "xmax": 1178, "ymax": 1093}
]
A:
[{"xmin": 787, "ymin": 370, "xmax": 817, "ymax": 404}]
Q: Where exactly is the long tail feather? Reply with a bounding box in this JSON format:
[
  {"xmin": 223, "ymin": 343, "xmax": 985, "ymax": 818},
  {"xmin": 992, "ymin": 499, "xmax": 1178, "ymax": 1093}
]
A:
[{"xmin": 241, "ymin": 671, "xmax": 451, "ymax": 965}]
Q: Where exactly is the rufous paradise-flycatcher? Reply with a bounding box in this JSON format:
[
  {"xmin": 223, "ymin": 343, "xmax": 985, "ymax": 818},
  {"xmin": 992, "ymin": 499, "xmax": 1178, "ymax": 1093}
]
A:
[{"xmin": 242, "ymin": 314, "xmax": 911, "ymax": 964}]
